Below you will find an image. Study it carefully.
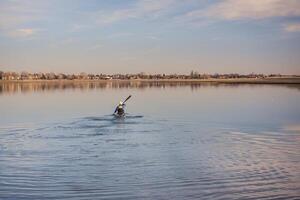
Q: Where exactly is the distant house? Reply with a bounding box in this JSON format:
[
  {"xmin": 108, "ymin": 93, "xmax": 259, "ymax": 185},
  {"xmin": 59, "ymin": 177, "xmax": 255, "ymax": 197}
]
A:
[
  {"xmin": 3, "ymin": 72, "xmax": 20, "ymax": 80},
  {"xmin": 57, "ymin": 73, "xmax": 67, "ymax": 80}
]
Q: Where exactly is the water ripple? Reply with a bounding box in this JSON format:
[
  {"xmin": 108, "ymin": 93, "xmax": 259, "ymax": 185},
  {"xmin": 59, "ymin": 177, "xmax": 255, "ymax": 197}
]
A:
[{"xmin": 0, "ymin": 117, "xmax": 299, "ymax": 199}]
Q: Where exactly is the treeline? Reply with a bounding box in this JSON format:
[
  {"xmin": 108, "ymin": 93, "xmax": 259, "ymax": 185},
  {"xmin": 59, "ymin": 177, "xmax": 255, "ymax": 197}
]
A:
[{"xmin": 0, "ymin": 70, "xmax": 288, "ymax": 81}]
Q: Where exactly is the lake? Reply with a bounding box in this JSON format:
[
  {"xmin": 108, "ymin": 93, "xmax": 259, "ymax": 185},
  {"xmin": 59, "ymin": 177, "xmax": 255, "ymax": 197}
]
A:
[{"xmin": 1, "ymin": 81, "xmax": 300, "ymax": 199}]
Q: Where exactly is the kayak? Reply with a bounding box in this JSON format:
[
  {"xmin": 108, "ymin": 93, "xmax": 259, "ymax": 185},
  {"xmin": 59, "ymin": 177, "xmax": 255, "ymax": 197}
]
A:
[{"xmin": 114, "ymin": 113, "xmax": 125, "ymax": 118}]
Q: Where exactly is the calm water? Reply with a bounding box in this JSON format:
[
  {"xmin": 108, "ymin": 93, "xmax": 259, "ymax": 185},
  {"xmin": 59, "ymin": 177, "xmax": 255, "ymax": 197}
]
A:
[{"xmin": 1, "ymin": 81, "xmax": 300, "ymax": 200}]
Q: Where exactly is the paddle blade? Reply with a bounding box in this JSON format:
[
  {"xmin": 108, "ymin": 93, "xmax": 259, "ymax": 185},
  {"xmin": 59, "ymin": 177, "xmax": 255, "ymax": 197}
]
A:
[{"xmin": 123, "ymin": 95, "xmax": 132, "ymax": 103}]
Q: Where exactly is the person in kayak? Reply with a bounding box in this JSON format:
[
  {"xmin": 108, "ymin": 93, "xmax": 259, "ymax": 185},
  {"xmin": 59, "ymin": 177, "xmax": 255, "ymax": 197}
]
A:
[
  {"xmin": 114, "ymin": 101, "xmax": 125, "ymax": 116},
  {"xmin": 113, "ymin": 95, "xmax": 131, "ymax": 116}
]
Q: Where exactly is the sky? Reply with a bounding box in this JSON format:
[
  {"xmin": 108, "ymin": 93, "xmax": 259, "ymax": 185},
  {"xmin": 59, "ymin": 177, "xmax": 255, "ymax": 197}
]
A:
[{"xmin": 0, "ymin": 0, "xmax": 300, "ymax": 74}]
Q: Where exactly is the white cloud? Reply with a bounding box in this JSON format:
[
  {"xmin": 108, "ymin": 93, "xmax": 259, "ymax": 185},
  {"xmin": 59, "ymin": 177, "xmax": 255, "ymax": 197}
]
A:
[
  {"xmin": 70, "ymin": 24, "xmax": 89, "ymax": 32},
  {"xmin": 106, "ymin": 32, "xmax": 134, "ymax": 39},
  {"xmin": 0, "ymin": 0, "xmax": 50, "ymax": 29},
  {"xmin": 146, "ymin": 35, "xmax": 160, "ymax": 40},
  {"xmin": 284, "ymin": 23, "xmax": 300, "ymax": 32},
  {"xmin": 7, "ymin": 28, "xmax": 39, "ymax": 38},
  {"xmin": 137, "ymin": 0, "xmax": 175, "ymax": 12},
  {"xmin": 0, "ymin": 0, "xmax": 52, "ymax": 39},
  {"xmin": 89, "ymin": 44, "xmax": 103, "ymax": 50},
  {"xmin": 186, "ymin": 0, "xmax": 300, "ymax": 21},
  {"xmin": 95, "ymin": 9, "xmax": 137, "ymax": 25},
  {"xmin": 94, "ymin": 0, "xmax": 176, "ymax": 25}
]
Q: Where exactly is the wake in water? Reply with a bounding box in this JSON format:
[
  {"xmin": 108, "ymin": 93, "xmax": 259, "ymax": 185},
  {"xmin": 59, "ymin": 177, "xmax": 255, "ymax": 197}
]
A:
[
  {"xmin": 84, "ymin": 114, "xmax": 143, "ymax": 121},
  {"xmin": 39, "ymin": 114, "xmax": 147, "ymax": 139}
]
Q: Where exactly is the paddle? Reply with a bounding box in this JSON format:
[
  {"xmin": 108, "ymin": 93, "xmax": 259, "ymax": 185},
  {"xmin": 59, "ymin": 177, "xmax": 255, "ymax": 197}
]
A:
[{"xmin": 122, "ymin": 95, "xmax": 132, "ymax": 105}]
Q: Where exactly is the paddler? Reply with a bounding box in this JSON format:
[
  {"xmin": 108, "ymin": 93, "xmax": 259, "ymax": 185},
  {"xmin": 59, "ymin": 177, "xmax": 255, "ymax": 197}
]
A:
[
  {"xmin": 114, "ymin": 101, "xmax": 125, "ymax": 116},
  {"xmin": 113, "ymin": 95, "xmax": 131, "ymax": 116}
]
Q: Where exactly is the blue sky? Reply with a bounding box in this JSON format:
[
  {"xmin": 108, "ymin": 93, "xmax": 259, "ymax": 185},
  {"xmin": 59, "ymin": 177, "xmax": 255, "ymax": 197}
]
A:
[{"xmin": 0, "ymin": 0, "xmax": 300, "ymax": 74}]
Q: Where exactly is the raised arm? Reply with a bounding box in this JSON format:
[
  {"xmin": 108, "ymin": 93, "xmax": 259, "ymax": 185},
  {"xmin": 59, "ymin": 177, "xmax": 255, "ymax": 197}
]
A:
[{"xmin": 114, "ymin": 106, "xmax": 118, "ymax": 113}]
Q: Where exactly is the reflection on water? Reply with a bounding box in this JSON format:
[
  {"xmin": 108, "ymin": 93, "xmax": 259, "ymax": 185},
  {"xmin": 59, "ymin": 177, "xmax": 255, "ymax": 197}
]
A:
[
  {"xmin": 1, "ymin": 80, "xmax": 300, "ymax": 94},
  {"xmin": 0, "ymin": 82, "xmax": 300, "ymax": 199},
  {"xmin": 0, "ymin": 114, "xmax": 299, "ymax": 199}
]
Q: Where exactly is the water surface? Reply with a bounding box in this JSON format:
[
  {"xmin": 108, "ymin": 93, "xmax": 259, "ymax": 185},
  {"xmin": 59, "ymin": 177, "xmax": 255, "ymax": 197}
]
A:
[{"xmin": 1, "ymin": 81, "xmax": 300, "ymax": 199}]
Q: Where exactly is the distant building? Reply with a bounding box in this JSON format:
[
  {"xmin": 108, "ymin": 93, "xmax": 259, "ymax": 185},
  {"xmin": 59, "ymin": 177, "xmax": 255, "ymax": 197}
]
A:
[{"xmin": 2, "ymin": 72, "xmax": 20, "ymax": 80}]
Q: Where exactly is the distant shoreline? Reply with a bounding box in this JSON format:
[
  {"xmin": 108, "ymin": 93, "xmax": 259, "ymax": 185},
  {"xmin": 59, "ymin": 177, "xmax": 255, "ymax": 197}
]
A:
[{"xmin": 1, "ymin": 77, "xmax": 300, "ymax": 84}]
